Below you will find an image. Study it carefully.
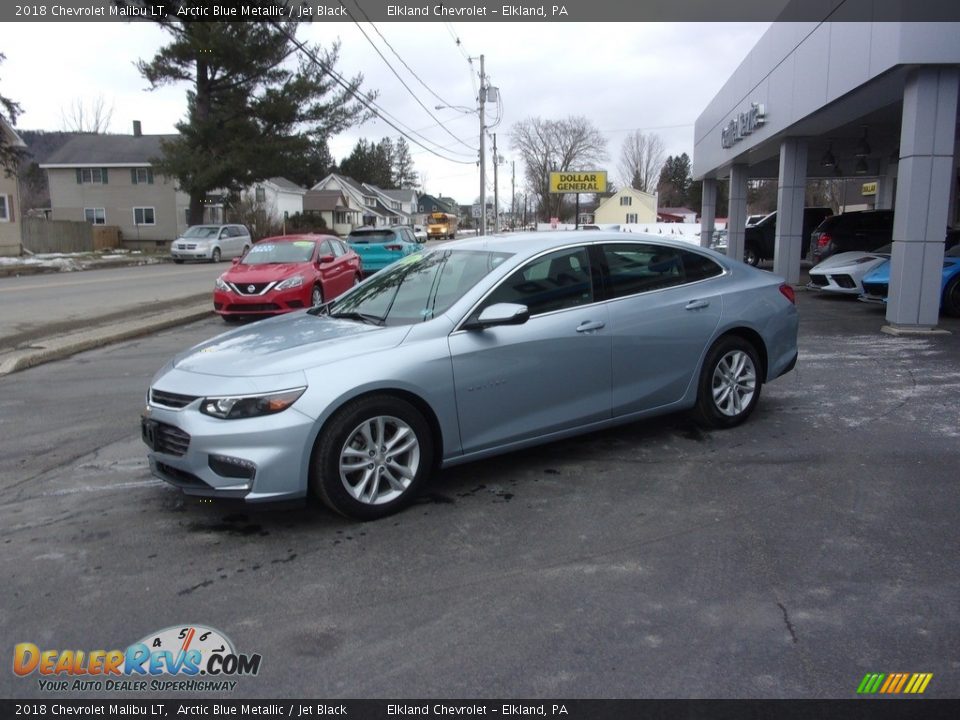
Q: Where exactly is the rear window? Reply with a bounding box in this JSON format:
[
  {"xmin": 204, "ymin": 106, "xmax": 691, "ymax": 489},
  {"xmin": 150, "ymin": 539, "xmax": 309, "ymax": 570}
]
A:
[{"xmin": 348, "ymin": 229, "xmax": 396, "ymax": 244}]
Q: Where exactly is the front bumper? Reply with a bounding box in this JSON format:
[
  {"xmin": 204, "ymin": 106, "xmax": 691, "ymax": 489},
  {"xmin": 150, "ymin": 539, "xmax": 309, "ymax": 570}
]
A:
[
  {"xmin": 142, "ymin": 402, "xmax": 317, "ymax": 502},
  {"xmin": 214, "ymin": 287, "xmax": 310, "ymax": 317},
  {"xmin": 171, "ymin": 247, "xmax": 215, "ymax": 261},
  {"xmin": 807, "ymin": 271, "xmax": 859, "ymax": 295}
]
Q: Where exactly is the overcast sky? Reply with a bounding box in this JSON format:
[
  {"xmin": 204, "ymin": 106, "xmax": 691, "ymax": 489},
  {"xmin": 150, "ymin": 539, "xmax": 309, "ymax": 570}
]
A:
[{"xmin": 2, "ymin": 21, "xmax": 770, "ymax": 204}]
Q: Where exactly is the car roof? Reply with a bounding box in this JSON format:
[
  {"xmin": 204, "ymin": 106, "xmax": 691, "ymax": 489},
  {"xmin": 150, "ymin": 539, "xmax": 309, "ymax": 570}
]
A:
[
  {"xmin": 256, "ymin": 233, "xmax": 336, "ymax": 243},
  {"xmin": 436, "ymin": 231, "xmax": 711, "ymax": 258}
]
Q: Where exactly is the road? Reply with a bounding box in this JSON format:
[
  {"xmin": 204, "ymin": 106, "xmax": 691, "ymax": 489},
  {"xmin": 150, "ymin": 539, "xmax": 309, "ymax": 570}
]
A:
[
  {"xmin": 0, "ymin": 262, "xmax": 224, "ymax": 346},
  {"xmin": 2, "ymin": 295, "xmax": 959, "ymax": 700}
]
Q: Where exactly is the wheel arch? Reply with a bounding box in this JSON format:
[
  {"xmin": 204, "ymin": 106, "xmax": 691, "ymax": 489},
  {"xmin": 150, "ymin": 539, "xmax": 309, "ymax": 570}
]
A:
[{"xmin": 711, "ymin": 326, "xmax": 768, "ymax": 381}]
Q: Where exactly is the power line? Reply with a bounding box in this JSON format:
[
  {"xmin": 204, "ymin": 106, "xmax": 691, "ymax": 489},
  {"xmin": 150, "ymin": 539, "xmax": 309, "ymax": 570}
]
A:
[
  {"xmin": 274, "ymin": 22, "xmax": 476, "ymax": 166},
  {"xmin": 339, "ymin": 1, "xmax": 478, "ymax": 153}
]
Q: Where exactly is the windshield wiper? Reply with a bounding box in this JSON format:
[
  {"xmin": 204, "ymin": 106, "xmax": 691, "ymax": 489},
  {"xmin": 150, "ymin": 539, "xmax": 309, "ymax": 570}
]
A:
[{"xmin": 328, "ymin": 310, "xmax": 385, "ymax": 326}]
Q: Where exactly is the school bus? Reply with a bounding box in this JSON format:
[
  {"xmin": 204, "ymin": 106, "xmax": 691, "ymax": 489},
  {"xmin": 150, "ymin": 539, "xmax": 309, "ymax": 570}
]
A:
[{"xmin": 427, "ymin": 212, "xmax": 458, "ymax": 240}]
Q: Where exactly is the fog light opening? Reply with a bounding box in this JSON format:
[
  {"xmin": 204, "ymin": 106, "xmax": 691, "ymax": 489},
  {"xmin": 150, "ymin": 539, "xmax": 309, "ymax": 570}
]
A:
[{"xmin": 208, "ymin": 454, "xmax": 257, "ymax": 483}]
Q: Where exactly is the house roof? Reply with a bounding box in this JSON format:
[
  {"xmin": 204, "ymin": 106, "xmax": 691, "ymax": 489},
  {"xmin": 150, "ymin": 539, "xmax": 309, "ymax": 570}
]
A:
[
  {"xmin": 39, "ymin": 133, "xmax": 177, "ymax": 167},
  {"xmin": 0, "ymin": 116, "xmax": 26, "ymax": 148},
  {"xmin": 381, "ymin": 188, "xmax": 417, "ymax": 203},
  {"xmin": 267, "ymin": 177, "xmax": 306, "ymax": 193},
  {"xmin": 303, "ymin": 190, "xmax": 354, "ymax": 213}
]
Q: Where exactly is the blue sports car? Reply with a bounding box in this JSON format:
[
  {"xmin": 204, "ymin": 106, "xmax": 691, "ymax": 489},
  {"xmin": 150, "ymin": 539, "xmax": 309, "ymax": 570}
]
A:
[
  {"xmin": 860, "ymin": 245, "xmax": 960, "ymax": 317},
  {"xmin": 142, "ymin": 232, "xmax": 799, "ymax": 520}
]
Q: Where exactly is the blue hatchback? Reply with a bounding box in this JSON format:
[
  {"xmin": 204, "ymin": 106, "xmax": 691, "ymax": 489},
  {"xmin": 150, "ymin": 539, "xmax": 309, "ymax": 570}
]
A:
[
  {"xmin": 860, "ymin": 245, "xmax": 960, "ymax": 317},
  {"xmin": 347, "ymin": 226, "xmax": 423, "ymax": 275}
]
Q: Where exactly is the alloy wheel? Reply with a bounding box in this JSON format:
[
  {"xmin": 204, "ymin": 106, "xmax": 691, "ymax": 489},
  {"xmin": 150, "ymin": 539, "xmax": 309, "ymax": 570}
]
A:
[
  {"xmin": 711, "ymin": 350, "xmax": 757, "ymax": 417},
  {"xmin": 338, "ymin": 416, "xmax": 420, "ymax": 505}
]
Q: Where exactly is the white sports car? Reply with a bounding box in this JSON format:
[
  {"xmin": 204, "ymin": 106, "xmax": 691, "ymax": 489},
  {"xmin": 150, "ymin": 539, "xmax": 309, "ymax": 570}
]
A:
[{"xmin": 808, "ymin": 244, "xmax": 891, "ymax": 295}]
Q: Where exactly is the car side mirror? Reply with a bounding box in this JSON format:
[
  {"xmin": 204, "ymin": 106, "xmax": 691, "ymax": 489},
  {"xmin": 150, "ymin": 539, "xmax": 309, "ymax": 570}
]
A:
[
  {"xmin": 464, "ymin": 302, "xmax": 530, "ymax": 330},
  {"xmin": 317, "ymin": 254, "xmax": 335, "ymax": 265}
]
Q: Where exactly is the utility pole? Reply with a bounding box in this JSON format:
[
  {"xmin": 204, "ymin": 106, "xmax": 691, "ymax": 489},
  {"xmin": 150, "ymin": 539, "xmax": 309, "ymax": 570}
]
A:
[
  {"xmin": 511, "ymin": 161, "xmax": 515, "ymax": 230},
  {"xmin": 478, "ymin": 54, "xmax": 487, "ymax": 236},
  {"xmin": 492, "ymin": 133, "xmax": 499, "ymax": 233}
]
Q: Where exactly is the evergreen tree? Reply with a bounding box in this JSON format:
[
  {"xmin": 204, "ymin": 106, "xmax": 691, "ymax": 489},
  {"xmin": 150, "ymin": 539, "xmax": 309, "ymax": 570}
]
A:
[
  {"xmin": 657, "ymin": 153, "xmax": 693, "ymax": 208},
  {"xmin": 393, "ymin": 137, "xmax": 418, "ymax": 189},
  {"xmin": 116, "ymin": 1, "xmax": 371, "ymax": 224},
  {"xmin": 0, "ymin": 53, "xmax": 25, "ymax": 176}
]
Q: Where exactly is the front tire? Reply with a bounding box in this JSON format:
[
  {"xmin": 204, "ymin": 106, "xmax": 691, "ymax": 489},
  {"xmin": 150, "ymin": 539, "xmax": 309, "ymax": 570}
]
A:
[
  {"xmin": 943, "ymin": 276, "xmax": 960, "ymax": 318},
  {"xmin": 311, "ymin": 284, "xmax": 324, "ymax": 307},
  {"xmin": 211, "ymin": 247, "xmax": 222, "ymax": 263},
  {"xmin": 743, "ymin": 244, "xmax": 760, "ymax": 267},
  {"xmin": 692, "ymin": 336, "xmax": 762, "ymax": 429},
  {"xmin": 311, "ymin": 396, "xmax": 434, "ymax": 520}
]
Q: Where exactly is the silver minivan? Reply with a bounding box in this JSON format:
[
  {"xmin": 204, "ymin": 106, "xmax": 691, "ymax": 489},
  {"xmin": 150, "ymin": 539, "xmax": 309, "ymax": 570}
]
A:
[{"xmin": 171, "ymin": 224, "xmax": 252, "ymax": 263}]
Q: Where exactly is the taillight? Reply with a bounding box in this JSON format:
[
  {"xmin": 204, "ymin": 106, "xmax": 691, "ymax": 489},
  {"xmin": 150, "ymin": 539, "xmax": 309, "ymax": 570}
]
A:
[
  {"xmin": 816, "ymin": 233, "xmax": 831, "ymax": 248},
  {"xmin": 779, "ymin": 283, "xmax": 796, "ymax": 304},
  {"xmin": 384, "ymin": 244, "xmax": 402, "ymax": 251}
]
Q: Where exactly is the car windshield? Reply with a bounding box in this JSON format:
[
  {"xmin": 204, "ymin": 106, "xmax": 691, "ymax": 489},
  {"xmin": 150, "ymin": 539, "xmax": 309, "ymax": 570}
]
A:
[
  {"xmin": 241, "ymin": 241, "xmax": 316, "ymax": 265},
  {"xmin": 182, "ymin": 226, "xmax": 221, "ymax": 239},
  {"xmin": 321, "ymin": 249, "xmax": 512, "ymax": 326},
  {"xmin": 947, "ymin": 245, "xmax": 960, "ymax": 258},
  {"xmin": 874, "ymin": 244, "xmax": 893, "ymax": 254}
]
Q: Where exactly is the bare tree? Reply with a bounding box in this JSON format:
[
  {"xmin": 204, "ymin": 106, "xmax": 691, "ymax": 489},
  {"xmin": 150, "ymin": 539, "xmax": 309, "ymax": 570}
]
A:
[
  {"xmin": 60, "ymin": 95, "xmax": 114, "ymax": 134},
  {"xmin": 511, "ymin": 116, "xmax": 608, "ymax": 221},
  {"xmin": 617, "ymin": 130, "xmax": 665, "ymax": 193}
]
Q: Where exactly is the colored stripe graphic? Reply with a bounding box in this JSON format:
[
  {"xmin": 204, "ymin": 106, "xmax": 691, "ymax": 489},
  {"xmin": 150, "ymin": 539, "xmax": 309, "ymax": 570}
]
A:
[{"xmin": 857, "ymin": 672, "xmax": 932, "ymax": 694}]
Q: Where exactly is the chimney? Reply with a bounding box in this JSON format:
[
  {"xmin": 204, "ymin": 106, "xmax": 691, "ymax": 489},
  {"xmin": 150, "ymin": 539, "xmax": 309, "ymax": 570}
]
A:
[{"xmin": 132, "ymin": 120, "xmax": 142, "ymax": 137}]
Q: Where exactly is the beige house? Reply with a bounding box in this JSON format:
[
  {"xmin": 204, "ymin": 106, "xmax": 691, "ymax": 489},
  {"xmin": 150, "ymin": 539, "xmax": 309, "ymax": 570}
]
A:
[
  {"xmin": 0, "ymin": 116, "xmax": 26, "ymax": 256},
  {"xmin": 40, "ymin": 122, "xmax": 190, "ymax": 249},
  {"xmin": 594, "ymin": 187, "xmax": 657, "ymax": 225}
]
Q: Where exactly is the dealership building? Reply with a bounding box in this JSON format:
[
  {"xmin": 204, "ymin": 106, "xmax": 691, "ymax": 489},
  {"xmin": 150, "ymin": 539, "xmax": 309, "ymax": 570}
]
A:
[{"xmin": 694, "ymin": 9, "xmax": 959, "ymax": 332}]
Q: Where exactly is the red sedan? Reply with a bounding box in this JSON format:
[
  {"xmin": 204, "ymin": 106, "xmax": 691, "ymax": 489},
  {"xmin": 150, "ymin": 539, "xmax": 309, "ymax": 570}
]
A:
[{"xmin": 213, "ymin": 234, "xmax": 362, "ymax": 321}]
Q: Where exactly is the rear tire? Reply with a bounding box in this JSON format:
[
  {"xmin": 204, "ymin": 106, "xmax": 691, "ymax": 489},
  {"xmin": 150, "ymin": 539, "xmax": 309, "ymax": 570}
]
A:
[
  {"xmin": 943, "ymin": 276, "xmax": 960, "ymax": 318},
  {"xmin": 692, "ymin": 336, "xmax": 762, "ymax": 429},
  {"xmin": 173, "ymin": 259, "xmax": 184, "ymax": 264},
  {"xmin": 310, "ymin": 395, "xmax": 434, "ymax": 521}
]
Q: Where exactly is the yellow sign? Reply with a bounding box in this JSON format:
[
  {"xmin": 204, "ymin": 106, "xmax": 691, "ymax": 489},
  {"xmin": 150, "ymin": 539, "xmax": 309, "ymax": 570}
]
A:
[
  {"xmin": 862, "ymin": 182, "xmax": 878, "ymax": 196},
  {"xmin": 549, "ymin": 171, "xmax": 607, "ymax": 194}
]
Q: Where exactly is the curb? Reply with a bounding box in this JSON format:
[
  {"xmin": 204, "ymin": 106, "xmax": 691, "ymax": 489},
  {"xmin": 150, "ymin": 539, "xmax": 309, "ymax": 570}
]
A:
[{"xmin": 0, "ymin": 303, "xmax": 213, "ymax": 376}]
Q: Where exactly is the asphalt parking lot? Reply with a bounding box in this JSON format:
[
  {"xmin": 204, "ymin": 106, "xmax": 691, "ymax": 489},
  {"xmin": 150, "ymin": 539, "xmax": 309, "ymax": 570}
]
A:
[{"xmin": 1, "ymin": 283, "xmax": 958, "ymax": 699}]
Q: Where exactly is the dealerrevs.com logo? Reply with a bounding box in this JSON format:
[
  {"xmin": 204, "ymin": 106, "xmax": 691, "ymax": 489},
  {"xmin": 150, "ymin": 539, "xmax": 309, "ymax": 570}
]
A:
[{"xmin": 13, "ymin": 624, "xmax": 261, "ymax": 692}]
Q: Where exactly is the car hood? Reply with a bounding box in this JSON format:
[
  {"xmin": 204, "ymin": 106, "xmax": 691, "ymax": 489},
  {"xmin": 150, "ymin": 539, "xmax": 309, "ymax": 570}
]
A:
[
  {"xmin": 223, "ymin": 263, "xmax": 309, "ymax": 282},
  {"xmin": 864, "ymin": 256, "xmax": 960, "ymax": 285},
  {"xmin": 812, "ymin": 250, "xmax": 885, "ymax": 271},
  {"xmin": 173, "ymin": 311, "xmax": 410, "ymax": 376}
]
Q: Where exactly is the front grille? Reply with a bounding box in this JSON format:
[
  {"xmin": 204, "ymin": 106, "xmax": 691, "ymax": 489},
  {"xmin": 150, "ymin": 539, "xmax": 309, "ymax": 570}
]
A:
[
  {"xmin": 808, "ymin": 274, "xmax": 828, "ymax": 287},
  {"xmin": 177, "ymin": 243, "xmax": 197, "ymax": 250},
  {"xmin": 833, "ymin": 274, "xmax": 856, "ymax": 289},
  {"xmin": 151, "ymin": 388, "xmax": 199, "ymax": 409},
  {"xmin": 156, "ymin": 462, "xmax": 208, "ymax": 488},
  {"xmin": 225, "ymin": 303, "xmax": 280, "ymax": 312},
  {"xmin": 152, "ymin": 422, "xmax": 191, "ymax": 457},
  {"xmin": 231, "ymin": 282, "xmax": 273, "ymax": 296}
]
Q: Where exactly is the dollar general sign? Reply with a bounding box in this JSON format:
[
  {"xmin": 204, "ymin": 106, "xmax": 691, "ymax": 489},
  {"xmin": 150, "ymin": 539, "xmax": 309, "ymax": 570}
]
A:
[{"xmin": 549, "ymin": 171, "xmax": 608, "ymax": 193}]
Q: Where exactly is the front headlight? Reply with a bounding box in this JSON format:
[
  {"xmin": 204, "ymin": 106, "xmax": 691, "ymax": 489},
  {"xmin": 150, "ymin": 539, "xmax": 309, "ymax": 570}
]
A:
[
  {"xmin": 275, "ymin": 275, "xmax": 304, "ymax": 291},
  {"xmin": 200, "ymin": 387, "xmax": 306, "ymax": 420},
  {"xmin": 215, "ymin": 276, "xmax": 231, "ymax": 292}
]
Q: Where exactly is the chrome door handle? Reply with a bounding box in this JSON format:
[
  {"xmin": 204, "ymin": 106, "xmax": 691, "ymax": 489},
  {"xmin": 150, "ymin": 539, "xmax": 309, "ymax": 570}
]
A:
[
  {"xmin": 685, "ymin": 300, "xmax": 710, "ymax": 311},
  {"xmin": 576, "ymin": 320, "xmax": 605, "ymax": 332}
]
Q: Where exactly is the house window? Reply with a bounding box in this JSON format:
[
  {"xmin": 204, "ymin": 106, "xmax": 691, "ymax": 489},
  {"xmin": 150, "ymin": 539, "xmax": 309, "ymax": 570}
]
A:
[
  {"xmin": 0, "ymin": 194, "xmax": 10, "ymax": 222},
  {"xmin": 255, "ymin": 187, "xmax": 266, "ymax": 203},
  {"xmin": 620, "ymin": 196, "xmax": 632, "ymax": 206},
  {"xmin": 133, "ymin": 207, "xmax": 156, "ymax": 225},
  {"xmin": 77, "ymin": 168, "xmax": 108, "ymax": 184},
  {"xmin": 84, "ymin": 208, "xmax": 106, "ymax": 225},
  {"xmin": 626, "ymin": 213, "xmax": 638, "ymax": 223},
  {"xmin": 131, "ymin": 168, "xmax": 154, "ymax": 185}
]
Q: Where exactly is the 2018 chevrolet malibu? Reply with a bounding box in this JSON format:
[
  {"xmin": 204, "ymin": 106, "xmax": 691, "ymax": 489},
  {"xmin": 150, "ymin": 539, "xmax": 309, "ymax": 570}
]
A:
[{"xmin": 142, "ymin": 232, "xmax": 799, "ymax": 520}]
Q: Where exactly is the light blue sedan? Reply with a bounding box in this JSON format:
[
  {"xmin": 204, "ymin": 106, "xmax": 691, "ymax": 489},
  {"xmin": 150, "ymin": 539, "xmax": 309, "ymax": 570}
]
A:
[{"xmin": 142, "ymin": 232, "xmax": 799, "ymax": 520}]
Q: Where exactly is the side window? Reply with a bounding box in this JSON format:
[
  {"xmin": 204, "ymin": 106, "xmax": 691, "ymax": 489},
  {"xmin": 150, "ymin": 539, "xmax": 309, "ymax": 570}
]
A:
[
  {"xmin": 319, "ymin": 240, "xmax": 334, "ymax": 257},
  {"xmin": 329, "ymin": 240, "xmax": 345, "ymax": 257},
  {"xmin": 601, "ymin": 243, "xmax": 686, "ymax": 298},
  {"xmin": 679, "ymin": 249, "xmax": 724, "ymax": 282},
  {"xmin": 478, "ymin": 247, "xmax": 593, "ymax": 317}
]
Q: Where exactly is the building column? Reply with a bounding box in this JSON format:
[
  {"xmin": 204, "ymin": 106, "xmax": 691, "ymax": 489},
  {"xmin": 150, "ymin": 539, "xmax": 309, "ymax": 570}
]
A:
[
  {"xmin": 773, "ymin": 138, "xmax": 808, "ymax": 284},
  {"xmin": 885, "ymin": 67, "xmax": 959, "ymax": 332},
  {"xmin": 726, "ymin": 164, "xmax": 749, "ymax": 262},
  {"xmin": 699, "ymin": 178, "xmax": 717, "ymax": 248},
  {"xmin": 875, "ymin": 157, "xmax": 897, "ymax": 210}
]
